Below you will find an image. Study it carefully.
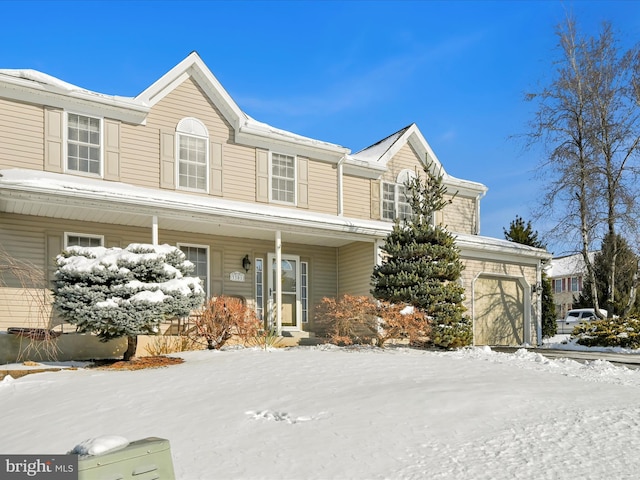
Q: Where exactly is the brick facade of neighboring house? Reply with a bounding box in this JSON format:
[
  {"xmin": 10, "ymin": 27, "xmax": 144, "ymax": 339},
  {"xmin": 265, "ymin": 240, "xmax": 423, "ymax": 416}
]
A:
[{"xmin": 0, "ymin": 52, "xmax": 550, "ymax": 349}]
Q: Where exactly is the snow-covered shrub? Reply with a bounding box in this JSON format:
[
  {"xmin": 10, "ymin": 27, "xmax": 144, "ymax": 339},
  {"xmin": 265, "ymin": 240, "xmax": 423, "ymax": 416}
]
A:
[
  {"xmin": 192, "ymin": 296, "xmax": 261, "ymax": 350},
  {"xmin": 53, "ymin": 244, "xmax": 205, "ymax": 359},
  {"xmin": 314, "ymin": 294, "xmax": 429, "ymax": 347},
  {"xmin": 573, "ymin": 317, "xmax": 640, "ymax": 349}
]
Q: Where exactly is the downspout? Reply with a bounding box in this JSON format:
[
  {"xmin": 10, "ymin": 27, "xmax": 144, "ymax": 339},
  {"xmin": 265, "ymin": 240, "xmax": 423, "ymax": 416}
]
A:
[
  {"xmin": 337, "ymin": 156, "xmax": 345, "ymax": 217},
  {"xmin": 475, "ymin": 191, "xmax": 486, "ymax": 235}
]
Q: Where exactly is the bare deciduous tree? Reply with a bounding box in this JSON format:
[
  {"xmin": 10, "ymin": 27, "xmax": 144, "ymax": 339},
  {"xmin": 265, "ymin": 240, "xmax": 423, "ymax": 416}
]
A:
[{"xmin": 524, "ymin": 16, "xmax": 640, "ymax": 319}]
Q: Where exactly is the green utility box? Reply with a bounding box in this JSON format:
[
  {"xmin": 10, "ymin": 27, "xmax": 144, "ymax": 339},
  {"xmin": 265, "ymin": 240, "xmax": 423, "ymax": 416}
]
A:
[{"xmin": 78, "ymin": 437, "xmax": 175, "ymax": 480}]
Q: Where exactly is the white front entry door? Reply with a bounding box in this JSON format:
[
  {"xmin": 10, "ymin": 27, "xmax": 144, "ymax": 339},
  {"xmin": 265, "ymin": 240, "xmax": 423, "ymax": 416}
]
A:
[{"xmin": 267, "ymin": 253, "xmax": 301, "ymax": 331}]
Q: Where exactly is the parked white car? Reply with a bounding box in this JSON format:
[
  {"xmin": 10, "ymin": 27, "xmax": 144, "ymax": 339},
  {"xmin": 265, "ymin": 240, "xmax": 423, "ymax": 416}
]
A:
[{"xmin": 556, "ymin": 308, "xmax": 607, "ymax": 334}]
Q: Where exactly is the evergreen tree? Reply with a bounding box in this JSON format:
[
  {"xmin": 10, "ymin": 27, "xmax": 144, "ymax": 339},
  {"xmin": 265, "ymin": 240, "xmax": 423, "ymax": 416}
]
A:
[
  {"xmin": 503, "ymin": 215, "xmax": 544, "ymax": 248},
  {"xmin": 575, "ymin": 234, "xmax": 640, "ymax": 316},
  {"xmin": 371, "ymin": 162, "xmax": 471, "ymax": 348},
  {"xmin": 503, "ymin": 216, "xmax": 556, "ymax": 337},
  {"xmin": 53, "ymin": 243, "xmax": 205, "ymax": 360}
]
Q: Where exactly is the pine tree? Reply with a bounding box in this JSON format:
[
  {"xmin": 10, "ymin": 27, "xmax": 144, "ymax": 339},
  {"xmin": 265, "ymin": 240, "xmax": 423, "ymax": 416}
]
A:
[
  {"xmin": 53, "ymin": 243, "xmax": 205, "ymax": 360},
  {"xmin": 503, "ymin": 216, "xmax": 544, "ymax": 248},
  {"xmin": 371, "ymin": 162, "xmax": 471, "ymax": 348},
  {"xmin": 575, "ymin": 234, "xmax": 640, "ymax": 316},
  {"xmin": 503, "ymin": 216, "xmax": 556, "ymax": 337}
]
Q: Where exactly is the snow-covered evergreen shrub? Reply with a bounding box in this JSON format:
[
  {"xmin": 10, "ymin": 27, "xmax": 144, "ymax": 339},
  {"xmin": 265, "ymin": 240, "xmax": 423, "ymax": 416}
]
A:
[
  {"xmin": 573, "ymin": 317, "xmax": 640, "ymax": 349},
  {"xmin": 53, "ymin": 244, "xmax": 205, "ymax": 342}
]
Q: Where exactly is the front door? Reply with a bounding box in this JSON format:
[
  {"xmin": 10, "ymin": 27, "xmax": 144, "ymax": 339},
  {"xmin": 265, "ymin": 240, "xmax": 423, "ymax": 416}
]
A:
[{"xmin": 267, "ymin": 253, "xmax": 301, "ymax": 331}]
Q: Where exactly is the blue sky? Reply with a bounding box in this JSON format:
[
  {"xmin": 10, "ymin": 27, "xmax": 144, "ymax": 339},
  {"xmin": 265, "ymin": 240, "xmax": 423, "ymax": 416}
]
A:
[{"xmin": 2, "ymin": 1, "xmax": 639, "ymax": 254}]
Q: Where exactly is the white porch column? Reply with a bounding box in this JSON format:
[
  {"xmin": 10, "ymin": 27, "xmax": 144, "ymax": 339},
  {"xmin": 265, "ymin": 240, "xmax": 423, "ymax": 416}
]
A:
[
  {"xmin": 275, "ymin": 230, "xmax": 282, "ymax": 335},
  {"xmin": 152, "ymin": 215, "xmax": 159, "ymax": 246}
]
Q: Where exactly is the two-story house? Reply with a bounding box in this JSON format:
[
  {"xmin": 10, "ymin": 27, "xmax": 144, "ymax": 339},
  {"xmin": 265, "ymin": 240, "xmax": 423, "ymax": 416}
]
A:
[
  {"xmin": 0, "ymin": 52, "xmax": 550, "ymax": 353},
  {"xmin": 548, "ymin": 252, "xmax": 595, "ymax": 319}
]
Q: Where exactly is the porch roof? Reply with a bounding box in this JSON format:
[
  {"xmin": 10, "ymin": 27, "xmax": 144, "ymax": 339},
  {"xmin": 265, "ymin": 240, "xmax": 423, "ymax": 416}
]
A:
[
  {"xmin": 0, "ymin": 169, "xmax": 550, "ymax": 261},
  {"xmin": 0, "ymin": 169, "xmax": 389, "ymax": 248}
]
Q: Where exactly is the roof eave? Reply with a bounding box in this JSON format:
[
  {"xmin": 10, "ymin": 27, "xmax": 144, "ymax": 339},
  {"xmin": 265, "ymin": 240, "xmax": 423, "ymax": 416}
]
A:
[{"xmin": 0, "ymin": 75, "xmax": 149, "ymax": 125}]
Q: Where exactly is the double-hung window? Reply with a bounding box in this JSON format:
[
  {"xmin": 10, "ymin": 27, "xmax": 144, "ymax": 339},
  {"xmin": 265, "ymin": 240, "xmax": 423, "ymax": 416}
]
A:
[
  {"xmin": 67, "ymin": 113, "xmax": 101, "ymax": 175},
  {"xmin": 179, "ymin": 244, "xmax": 209, "ymax": 297},
  {"xmin": 271, "ymin": 153, "xmax": 296, "ymax": 204},
  {"xmin": 553, "ymin": 279, "xmax": 562, "ymax": 293},
  {"xmin": 177, "ymin": 118, "xmax": 209, "ymax": 192},
  {"xmin": 382, "ymin": 169, "xmax": 415, "ymax": 221}
]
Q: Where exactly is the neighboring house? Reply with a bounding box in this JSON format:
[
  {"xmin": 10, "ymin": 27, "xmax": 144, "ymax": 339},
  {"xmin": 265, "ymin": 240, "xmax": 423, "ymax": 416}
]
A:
[
  {"xmin": 547, "ymin": 252, "xmax": 595, "ymax": 319},
  {"xmin": 0, "ymin": 52, "xmax": 550, "ymax": 347}
]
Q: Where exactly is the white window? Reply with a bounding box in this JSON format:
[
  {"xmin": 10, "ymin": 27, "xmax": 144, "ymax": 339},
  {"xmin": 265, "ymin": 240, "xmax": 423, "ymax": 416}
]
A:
[
  {"xmin": 179, "ymin": 244, "xmax": 209, "ymax": 296},
  {"xmin": 553, "ymin": 279, "xmax": 562, "ymax": 293},
  {"xmin": 67, "ymin": 113, "xmax": 101, "ymax": 175},
  {"xmin": 176, "ymin": 118, "xmax": 209, "ymax": 192},
  {"xmin": 570, "ymin": 276, "xmax": 579, "ymax": 292},
  {"xmin": 65, "ymin": 233, "xmax": 104, "ymax": 248},
  {"xmin": 255, "ymin": 258, "xmax": 264, "ymax": 321},
  {"xmin": 382, "ymin": 169, "xmax": 416, "ymax": 221},
  {"xmin": 271, "ymin": 153, "xmax": 296, "ymax": 204}
]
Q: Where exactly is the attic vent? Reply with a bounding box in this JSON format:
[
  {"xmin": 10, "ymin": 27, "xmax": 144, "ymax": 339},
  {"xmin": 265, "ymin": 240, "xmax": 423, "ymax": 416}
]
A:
[{"xmin": 176, "ymin": 117, "xmax": 208, "ymax": 137}]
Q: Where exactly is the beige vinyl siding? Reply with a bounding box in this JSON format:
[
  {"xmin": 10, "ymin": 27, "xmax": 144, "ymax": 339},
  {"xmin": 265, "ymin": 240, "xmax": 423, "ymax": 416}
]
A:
[
  {"xmin": 382, "ymin": 143, "xmax": 422, "ymax": 183},
  {"xmin": 442, "ymin": 195, "xmax": 477, "ymax": 234},
  {"xmin": 225, "ymin": 143, "xmax": 258, "ymax": 203},
  {"xmin": 342, "ymin": 175, "xmax": 371, "ymax": 219},
  {"xmin": 337, "ymin": 242, "xmax": 375, "ymax": 297},
  {"xmin": 119, "ymin": 122, "xmax": 161, "ymax": 188},
  {"xmin": 308, "ymin": 160, "xmax": 337, "ymax": 214},
  {"xmin": 146, "ymin": 78, "xmax": 233, "ymax": 143},
  {"xmin": 0, "ymin": 288, "xmax": 54, "ymax": 332},
  {"xmin": 0, "ymin": 99, "xmax": 44, "ymax": 169}
]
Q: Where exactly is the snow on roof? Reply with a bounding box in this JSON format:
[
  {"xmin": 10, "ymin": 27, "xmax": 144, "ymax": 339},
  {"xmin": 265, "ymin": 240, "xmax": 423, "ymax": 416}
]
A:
[
  {"xmin": 548, "ymin": 252, "xmax": 596, "ymax": 277},
  {"xmin": 0, "ymin": 168, "xmax": 546, "ymax": 260},
  {"xmin": 350, "ymin": 125, "xmax": 412, "ymax": 162},
  {"xmin": 240, "ymin": 114, "xmax": 348, "ymax": 152},
  {"xmin": 0, "ymin": 68, "xmax": 141, "ymax": 104},
  {"xmin": 0, "ymin": 168, "xmax": 388, "ymax": 237}
]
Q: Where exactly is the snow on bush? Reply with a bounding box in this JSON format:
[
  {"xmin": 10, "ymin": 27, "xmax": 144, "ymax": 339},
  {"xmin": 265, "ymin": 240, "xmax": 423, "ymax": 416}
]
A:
[{"xmin": 53, "ymin": 244, "xmax": 205, "ymax": 341}]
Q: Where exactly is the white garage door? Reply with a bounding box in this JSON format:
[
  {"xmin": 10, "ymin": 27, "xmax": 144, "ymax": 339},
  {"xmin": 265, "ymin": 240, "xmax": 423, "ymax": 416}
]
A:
[{"xmin": 474, "ymin": 276, "xmax": 525, "ymax": 346}]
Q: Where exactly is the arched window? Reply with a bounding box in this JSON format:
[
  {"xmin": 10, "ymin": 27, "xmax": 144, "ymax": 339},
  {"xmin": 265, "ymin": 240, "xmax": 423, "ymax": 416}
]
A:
[
  {"xmin": 382, "ymin": 169, "xmax": 416, "ymax": 221},
  {"xmin": 176, "ymin": 117, "xmax": 209, "ymax": 191}
]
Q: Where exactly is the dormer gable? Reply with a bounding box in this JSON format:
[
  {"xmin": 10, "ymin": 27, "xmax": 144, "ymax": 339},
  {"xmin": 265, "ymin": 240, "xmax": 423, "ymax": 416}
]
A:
[{"xmin": 348, "ymin": 123, "xmax": 487, "ymax": 197}]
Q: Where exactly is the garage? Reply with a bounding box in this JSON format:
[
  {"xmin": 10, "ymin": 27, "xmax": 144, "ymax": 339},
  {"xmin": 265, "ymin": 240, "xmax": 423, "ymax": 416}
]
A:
[{"xmin": 473, "ymin": 276, "xmax": 527, "ymax": 346}]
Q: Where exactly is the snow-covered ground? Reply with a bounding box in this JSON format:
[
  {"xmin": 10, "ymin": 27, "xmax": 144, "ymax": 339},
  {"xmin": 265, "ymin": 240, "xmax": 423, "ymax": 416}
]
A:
[{"xmin": 3, "ymin": 344, "xmax": 640, "ymax": 479}]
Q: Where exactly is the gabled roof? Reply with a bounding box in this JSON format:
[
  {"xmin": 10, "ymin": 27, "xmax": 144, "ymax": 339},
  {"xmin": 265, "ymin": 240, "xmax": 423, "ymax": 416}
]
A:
[
  {"xmin": 348, "ymin": 123, "xmax": 487, "ymax": 195},
  {"xmin": 137, "ymin": 51, "xmax": 349, "ymax": 161}
]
